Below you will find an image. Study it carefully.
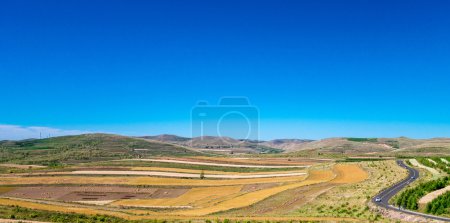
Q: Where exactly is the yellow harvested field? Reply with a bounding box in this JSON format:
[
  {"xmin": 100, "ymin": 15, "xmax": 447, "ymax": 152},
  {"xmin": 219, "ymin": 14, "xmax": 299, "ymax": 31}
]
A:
[
  {"xmin": 113, "ymin": 185, "xmax": 242, "ymax": 207},
  {"xmin": 330, "ymin": 164, "xmax": 368, "ymax": 184},
  {"xmin": 0, "ymin": 186, "xmax": 15, "ymax": 193},
  {"xmin": 174, "ymin": 169, "xmax": 336, "ymax": 216},
  {"xmin": 0, "ymin": 175, "xmax": 306, "ymax": 186}
]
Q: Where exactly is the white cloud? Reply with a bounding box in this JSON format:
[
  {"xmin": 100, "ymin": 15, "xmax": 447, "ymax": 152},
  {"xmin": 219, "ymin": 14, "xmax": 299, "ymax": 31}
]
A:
[{"xmin": 0, "ymin": 124, "xmax": 90, "ymax": 140}]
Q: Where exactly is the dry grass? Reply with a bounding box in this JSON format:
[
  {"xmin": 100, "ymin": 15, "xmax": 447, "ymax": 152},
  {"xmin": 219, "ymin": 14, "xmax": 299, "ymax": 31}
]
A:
[
  {"xmin": 331, "ymin": 164, "xmax": 369, "ymax": 184},
  {"xmin": 173, "ymin": 169, "xmax": 336, "ymax": 216},
  {"xmin": 130, "ymin": 167, "xmax": 306, "ymax": 175},
  {"xmin": 0, "ymin": 198, "xmax": 363, "ymax": 222},
  {"xmin": 188, "ymin": 156, "xmax": 317, "ymax": 165},
  {"xmin": 0, "ymin": 198, "xmax": 134, "ymax": 219},
  {"xmin": 0, "ymin": 175, "xmax": 307, "ymax": 186},
  {"xmin": 221, "ymin": 164, "xmax": 368, "ymax": 216},
  {"xmin": 112, "ymin": 185, "xmax": 242, "ymax": 208},
  {"xmin": 0, "ymin": 186, "xmax": 15, "ymax": 194},
  {"xmin": 296, "ymin": 161, "xmax": 407, "ymax": 222}
]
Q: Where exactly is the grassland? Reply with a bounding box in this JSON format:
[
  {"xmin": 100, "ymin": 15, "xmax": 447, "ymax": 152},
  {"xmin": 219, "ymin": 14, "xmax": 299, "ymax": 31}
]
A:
[
  {"xmin": 0, "ymin": 134, "xmax": 201, "ymax": 165},
  {"xmin": 295, "ymin": 160, "xmax": 407, "ymax": 222}
]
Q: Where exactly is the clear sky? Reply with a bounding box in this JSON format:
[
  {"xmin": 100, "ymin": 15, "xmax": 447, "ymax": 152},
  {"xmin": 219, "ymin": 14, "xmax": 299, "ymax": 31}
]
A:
[{"xmin": 1, "ymin": 0, "xmax": 450, "ymax": 140}]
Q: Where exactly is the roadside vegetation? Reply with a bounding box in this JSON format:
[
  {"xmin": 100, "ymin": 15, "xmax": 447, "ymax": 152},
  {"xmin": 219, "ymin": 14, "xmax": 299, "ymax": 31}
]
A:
[
  {"xmin": 416, "ymin": 157, "xmax": 450, "ymax": 174},
  {"xmin": 0, "ymin": 205, "xmax": 128, "ymax": 223},
  {"xmin": 295, "ymin": 161, "xmax": 406, "ymax": 222},
  {"xmin": 395, "ymin": 176, "xmax": 450, "ymax": 210},
  {"xmin": 394, "ymin": 156, "xmax": 450, "ymax": 218},
  {"xmin": 425, "ymin": 191, "xmax": 450, "ymax": 216}
]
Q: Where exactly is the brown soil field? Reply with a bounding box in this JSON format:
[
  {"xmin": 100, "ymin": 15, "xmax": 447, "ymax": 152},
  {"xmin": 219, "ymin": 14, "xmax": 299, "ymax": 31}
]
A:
[
  {"xmin": 126, "ymin": 159, "xmax": 309, "ymax": 168},
  {"xmin": 173, "ymin": 169, "xmax": 336, "ymax": 216},
  {"xmin": 130, "ymin": 167, "xmax": 306, "ymax": 175},
  {"xmin": 240, "ymin": 183, "xmax": 281, "ymax": 193},
  {"xmin": 112, "ymin": 185, "xmax": 243, "ymax": 208},
  {"xmin": 184, "ymin": 156, "xmax": 326, "ymax": 165},
  {"xmin": 0, "ymin": 175, "xmax": 307, "ymax": 186},
  {"xmin": 2, "ymin": 186, "xmax": 188, "ymax": 201},
  {"xmin": 223, "ymin": 182, "xmax": 337, "ymax": 216},
  {"xmin": 221, "ymin": 163, "xmax": 368, "ymax": 216},
  {"xmin": 0, "ymin": 186, "xmax": 15, "ymax": 194}
]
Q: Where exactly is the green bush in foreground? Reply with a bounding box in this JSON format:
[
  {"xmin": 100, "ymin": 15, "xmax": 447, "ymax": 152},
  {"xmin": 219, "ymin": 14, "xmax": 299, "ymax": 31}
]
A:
[
  {"xmin": 426, "ymin": 191, "xmax": 450, "ymax": 215},
  {"xmin": 395, "ymin": 176, "xmax": 450, "ymax": 210},
  {"xmin": 0, "ymin": 205, "xmax": 319, "ymax": 223}
]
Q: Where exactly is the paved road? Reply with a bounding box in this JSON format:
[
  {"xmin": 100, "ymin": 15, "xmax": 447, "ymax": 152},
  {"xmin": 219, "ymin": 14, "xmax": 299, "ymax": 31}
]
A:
[{"xmin": 372, "ymin": 160, "xmax": 450, "ymax": 222}]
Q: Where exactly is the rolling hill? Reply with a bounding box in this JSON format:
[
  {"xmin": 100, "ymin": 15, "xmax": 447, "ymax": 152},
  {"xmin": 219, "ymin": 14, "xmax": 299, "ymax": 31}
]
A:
[
  {"xmin": 286, "ymin": 137, "xmax": 450, "ymax": 156},
  {"xmin": 142, "ymin": 134, "xmax": 450, "ymax": 156},
  {"xmin": 0, "ymin": 134, "xmax": 201, "ymax": 165}
]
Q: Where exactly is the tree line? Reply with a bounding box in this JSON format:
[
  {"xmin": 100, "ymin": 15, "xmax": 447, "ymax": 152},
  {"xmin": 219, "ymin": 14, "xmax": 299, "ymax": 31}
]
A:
[
  {"xmin": 425, "ymin": 191, "xmax": 450, "ymax": 215},
  {"xmin": 395, "ymin": 176, "xmax": 450, "ymax": 210}
]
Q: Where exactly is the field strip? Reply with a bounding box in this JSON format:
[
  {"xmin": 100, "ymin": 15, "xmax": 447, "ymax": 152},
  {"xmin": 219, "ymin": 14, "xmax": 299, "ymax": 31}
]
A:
[
  {"xmin": 418, "ymin": 185, "xmax": 450, "ymax": 204},
  {"xmin": 0, "ymin": 164, "xmax": 46, "ymax": 169},
  {"xmin": 0, "ymin": 198, "xmax": 134, "ymax": 219},
  {"xmin": 124, "ymin": 159, "xmax": 309, "ymax": 168},
  {"xmin": 0, "ymin": 198, "xmax": 363, "ymax": 222},
  {"xmin": 330, "ymin": 164, "xmax": 368, "ymax": 184},
  {"xmin": 427, "ymin": 158, "xmax": 437, "ymax": 165},
  {"xmin": 130, "ymin": 167, "xmax": 306, "ymax": 175},
  {"xmin": 409, "ymin": 159, "xmax": 440, "ymax": 176},
  {"xmin": 70, "ymin": 170, "xmax": 306, "ymax": 179},
  {"xmin": 0, "ymin": 175, "xmax": 306, "ymax": 186},
  {"xmin": 183, "ymin": 156, "xmax": 318, "ymax": 165},
  {"xmin": 173, "ymin": 169, "xmax": 336, "ymax": 216},
  {"xmin": 112, "ymin": 185, "xmax": 243, "ymax": 207}
]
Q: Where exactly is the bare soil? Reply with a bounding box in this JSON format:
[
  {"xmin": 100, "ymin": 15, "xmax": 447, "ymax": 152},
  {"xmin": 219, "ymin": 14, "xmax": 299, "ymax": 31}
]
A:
[{"xmin": 1, "ymin": 186, "xmax": 188, "ymax": 201}]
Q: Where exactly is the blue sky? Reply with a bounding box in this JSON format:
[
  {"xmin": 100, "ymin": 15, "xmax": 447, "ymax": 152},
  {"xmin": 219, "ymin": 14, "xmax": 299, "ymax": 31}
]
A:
[{"xmin": 1, "ymin": 0, "xmax": 450, "ymax": 140}]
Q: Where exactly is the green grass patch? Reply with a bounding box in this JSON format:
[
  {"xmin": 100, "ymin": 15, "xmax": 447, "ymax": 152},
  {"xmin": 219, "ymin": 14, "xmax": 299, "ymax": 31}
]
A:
[
  {"xmin": 346, "ymin": 138, "xmax": 378, "ymax": 143},
  {"xmin": 92, "ymin": 160, "xmax": 306, "ymax": 173}
]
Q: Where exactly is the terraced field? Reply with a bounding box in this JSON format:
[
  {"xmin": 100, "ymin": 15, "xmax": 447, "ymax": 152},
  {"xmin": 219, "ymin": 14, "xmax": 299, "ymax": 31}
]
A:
[{"xmin": 0, "ymin": 156, "xmax": 394, "ymax": 222}]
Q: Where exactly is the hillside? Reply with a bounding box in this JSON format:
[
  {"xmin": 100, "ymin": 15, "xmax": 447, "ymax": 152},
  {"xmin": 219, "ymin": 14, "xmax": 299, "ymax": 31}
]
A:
[
  {"xmin": 141, "ymin": 135, "xmax": 284, "ymax": 154},
  {"xmin": 0, "ymin": 134, "xmax": 201, "ymax": 166},
  {"xmin": 261, "ymin": 139, "xmax": 314, "ymax": 152},
  {"xmin": 286, "ymin": 137, "xmax": 450, "ymax": 156},
  {"xmin": 141, "ymin": 134, "xmax": 191, "ymax": 143}
]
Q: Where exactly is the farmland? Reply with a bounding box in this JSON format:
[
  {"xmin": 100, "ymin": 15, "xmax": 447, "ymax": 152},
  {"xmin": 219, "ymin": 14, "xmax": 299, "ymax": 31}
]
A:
[
  {"xmin": 0, "ymin": 151, "xmax": 385, "ymax": 222},
  {"xmin": 1, "ymin": 134, "xmax": 446, "ymax": 223}
]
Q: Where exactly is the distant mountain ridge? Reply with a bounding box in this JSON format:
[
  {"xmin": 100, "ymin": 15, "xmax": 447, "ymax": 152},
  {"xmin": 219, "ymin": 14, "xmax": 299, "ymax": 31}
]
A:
[{"xmin": 140, "ymin": 134, "xmax": 450, "ymax": 156}]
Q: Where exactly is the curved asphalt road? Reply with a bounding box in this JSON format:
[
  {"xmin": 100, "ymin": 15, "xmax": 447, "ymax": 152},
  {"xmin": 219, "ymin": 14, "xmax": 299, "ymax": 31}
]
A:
[{"xmin": 372, "ymin": 160, "xmax": 450, "ymax": 222}]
